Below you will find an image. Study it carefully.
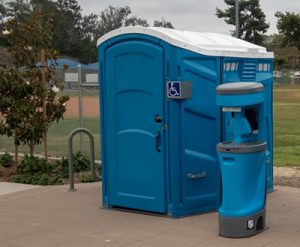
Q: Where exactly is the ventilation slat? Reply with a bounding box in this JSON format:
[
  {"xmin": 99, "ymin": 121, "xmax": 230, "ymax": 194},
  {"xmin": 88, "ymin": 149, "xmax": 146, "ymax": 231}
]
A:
[{"xmin": 242, "ymin": 61, "xmax": 256, "ymax": 81}]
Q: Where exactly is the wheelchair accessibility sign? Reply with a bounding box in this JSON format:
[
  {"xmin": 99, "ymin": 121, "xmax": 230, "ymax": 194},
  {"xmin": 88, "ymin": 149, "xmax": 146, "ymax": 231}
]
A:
[
  {"xmin": 168, "ymin": 81, "xmax": 181, "ymax": 98},
  {"xmin": 167, "ymin": 81, "xmax": 192, "ymax": 99}
]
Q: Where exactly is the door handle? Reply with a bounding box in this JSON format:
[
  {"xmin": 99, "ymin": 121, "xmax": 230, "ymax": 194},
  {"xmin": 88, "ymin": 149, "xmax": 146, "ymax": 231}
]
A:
[
  {"xmin": 155, "ymin": 131, "xmax": 161, "ymax": 152},
  {"xmin": 187, "ymin": 172, "xmax": 207, "ymax": 180}
]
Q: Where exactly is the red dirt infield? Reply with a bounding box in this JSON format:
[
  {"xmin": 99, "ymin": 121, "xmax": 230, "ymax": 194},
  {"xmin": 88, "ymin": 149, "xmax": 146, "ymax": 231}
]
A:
[{"xmin": 65, "ymin": 96, "xmax": 99, "ymax": 118}]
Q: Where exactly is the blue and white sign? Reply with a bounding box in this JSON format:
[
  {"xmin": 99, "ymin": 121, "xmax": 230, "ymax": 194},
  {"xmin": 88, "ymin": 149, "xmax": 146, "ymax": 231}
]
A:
[
  {"xmin": 167, "ymin": 81, "xmax": 181, "ymax": 98},
  {"xmin": 167, "ymin": 81, "xmax": 192, "ymax": 99}
]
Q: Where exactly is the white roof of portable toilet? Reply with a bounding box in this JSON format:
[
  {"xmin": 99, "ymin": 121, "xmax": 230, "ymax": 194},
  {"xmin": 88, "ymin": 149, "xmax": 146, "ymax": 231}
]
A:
[{"xmin": 97, "ymin": 26, "xmax": 274, "ymax": 59}]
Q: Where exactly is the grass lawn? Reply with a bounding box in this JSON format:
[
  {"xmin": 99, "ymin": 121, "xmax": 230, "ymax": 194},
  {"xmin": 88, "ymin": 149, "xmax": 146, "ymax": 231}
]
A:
[
  {"xmin": 273, "ymin": 85, "xmax": 300, "ymax": 167},
  {"xmin": 1, "ymin": 85, "xmax": 299, "ymax": 167},
  {"xmin": 0, "ymin": 117, "xmax": 101, "ymax": 160}
]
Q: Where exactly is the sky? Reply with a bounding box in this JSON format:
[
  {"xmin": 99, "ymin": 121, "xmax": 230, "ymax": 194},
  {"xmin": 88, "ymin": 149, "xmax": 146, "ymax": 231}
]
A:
[{"xmin": 76, "ymin": 0, "xmax": 300, "ymax": 35}]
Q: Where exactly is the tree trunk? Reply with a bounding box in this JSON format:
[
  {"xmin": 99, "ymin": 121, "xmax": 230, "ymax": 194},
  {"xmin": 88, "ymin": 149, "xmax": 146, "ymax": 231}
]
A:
[
  {"xmin": 40, "ymin": 49, "xmax": 48, "ymax": 161},
  {"xmin": 29, "ymin": 141, "xmax": 34, "ymax": 157},
  {"xmin": 44, "ymin": 131, "xmax": 48, "ymax": 160},
  {"xmin": 14, "ymin": 143, "xmax": 18, "ymax": 166}
]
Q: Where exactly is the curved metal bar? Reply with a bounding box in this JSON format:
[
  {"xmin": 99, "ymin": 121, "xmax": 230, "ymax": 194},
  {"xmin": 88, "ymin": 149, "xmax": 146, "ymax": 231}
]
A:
[{"xmin": 68, "ymin": 128, "xmax": 101, "ymax": 192}]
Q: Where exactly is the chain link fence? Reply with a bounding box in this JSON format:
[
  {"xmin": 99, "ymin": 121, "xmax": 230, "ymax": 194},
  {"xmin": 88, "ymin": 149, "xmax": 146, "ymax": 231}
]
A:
[{"xmin": 274, "ymin": 70, "xmax": 300, "ymax": 85}]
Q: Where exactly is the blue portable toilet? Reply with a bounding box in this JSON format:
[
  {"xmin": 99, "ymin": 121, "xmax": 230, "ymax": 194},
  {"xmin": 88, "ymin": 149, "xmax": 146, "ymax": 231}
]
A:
[{"xmin": 97, "ymin": 27, "xmax": 274, "ymax": 217}]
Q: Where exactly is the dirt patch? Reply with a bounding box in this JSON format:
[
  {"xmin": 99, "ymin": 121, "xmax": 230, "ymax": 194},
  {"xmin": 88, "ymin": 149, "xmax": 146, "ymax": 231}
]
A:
[
  {"xmin": 274, "ymin": 166, "xmax": 300, "ymax": 188},
  {"xmin": 64, "ymin": 96, "xmax": 99, "ymax": 118}
]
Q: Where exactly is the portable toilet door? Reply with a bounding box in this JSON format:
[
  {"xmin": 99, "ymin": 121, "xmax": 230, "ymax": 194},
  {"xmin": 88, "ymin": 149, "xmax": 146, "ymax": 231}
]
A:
[{"xmin": 99, "ymin": 33, "xmax": 167, "ymax": 213}]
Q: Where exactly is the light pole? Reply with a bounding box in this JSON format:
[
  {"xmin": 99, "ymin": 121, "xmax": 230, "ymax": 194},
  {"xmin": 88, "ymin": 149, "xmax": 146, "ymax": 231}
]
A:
[
  {"xmin": 235, "ymin": 0, "xmax": 239, "ymax": 38},
  {"xmin": 78, "ymin": 64, "xmax": 83, "ymax": 152}
]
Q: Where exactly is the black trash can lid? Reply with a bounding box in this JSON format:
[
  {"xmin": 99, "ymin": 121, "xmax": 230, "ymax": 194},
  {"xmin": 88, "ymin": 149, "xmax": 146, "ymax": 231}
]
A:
[
  {"xmin": 216, "ymin": 82, "xmax": 264, "ymax": 95},
  {"xmin": 217, "ymin": 141, "xmax": 267, "ymax": 154}
]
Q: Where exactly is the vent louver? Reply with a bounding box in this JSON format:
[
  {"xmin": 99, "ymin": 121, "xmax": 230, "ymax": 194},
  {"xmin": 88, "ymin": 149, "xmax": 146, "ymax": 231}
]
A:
[{"xmin": 242, "ymin": 61, "xmax": 256, "ymax": 81}]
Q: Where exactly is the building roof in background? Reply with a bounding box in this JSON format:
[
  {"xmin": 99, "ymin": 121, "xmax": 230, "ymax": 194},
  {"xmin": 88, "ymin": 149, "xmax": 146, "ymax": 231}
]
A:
[
  {"xmin": 54, "ymin": 58, "xmax": 82, "ymax": 68},
  {"xmin": 36, "ymin": 58, "xmax": 98, "ymax": 70},
  {"xmin": 36, "ymin": 58, "xmax": 81, "ymax": 68},
  {"xmin": 81, "ymin": 62, "xmax": 98, "ymax": 70}
]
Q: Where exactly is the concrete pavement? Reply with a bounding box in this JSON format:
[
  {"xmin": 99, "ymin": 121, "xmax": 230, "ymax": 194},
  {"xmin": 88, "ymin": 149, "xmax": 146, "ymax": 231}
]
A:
[
  {"xmin": 0, "ymin": 182, "xmax": 39, "ymax": 196},
  {"xmin": 0, "ymin": 183, "xmax": 299, "ymax": 247}
]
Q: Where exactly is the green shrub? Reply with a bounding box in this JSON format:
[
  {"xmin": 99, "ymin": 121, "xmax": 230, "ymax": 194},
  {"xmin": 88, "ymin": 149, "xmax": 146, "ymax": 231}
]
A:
[
  {"xmin": 81, "ymin": 174, "xmax": 94, "ymax": 183},
  {"xmin": 14, "ymin": 155, "xmax": 63, "ymax": 185},
  {"xmin": 17, "ymin": 155, "xmax": 50, "ymax": 175},
  {"xmin": 73, "ymin": 151, "xmax": 90, "ymax": 172},
  {"xmin": 12, "ymin": 153, "xmax": 95, "ymax": 185},
  {"xmin": 38, "ymin": 174, "xmax": 49, "ymax": 185},
  {"xmin": 52, "ymin": 154, "xmax": 91, "ymax": 178},
  {"xmin": 97, "ymin": 163, "xmax": 102, "ymax": 177},
  {"xmin": 13, "ymin": 174, "xmax": 23, "ymax": 183},
  {"xmin": 0, "ymin": 152, "xmax": 13, "ymax": 167},
  {"xmin": 14, "ymin": 173, "xmax": 63, "ymax": 186},
  {"xmin": 54, "ymin": 157, "xmax": 69, "ymax": 178},
  {"xmin": 13, "ymin": 174, "xmax": 32, "ymax": 184},
  {"xmin": 49, "ymin": 175, "xmax": 63, "ymax": 185},
  {"xmin": 30, "ymin": 174, "xmax": 42, "ymax": 185}
]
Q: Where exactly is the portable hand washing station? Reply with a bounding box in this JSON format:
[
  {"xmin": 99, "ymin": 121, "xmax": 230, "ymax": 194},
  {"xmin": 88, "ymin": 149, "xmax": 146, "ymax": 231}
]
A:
[
  {"xmin": 216, "ymin": 82, "xmax": 267, "ymax": 237},
  {"xmin": 97, "ymin": 27, "xmax": 274, "ymax": 225}
]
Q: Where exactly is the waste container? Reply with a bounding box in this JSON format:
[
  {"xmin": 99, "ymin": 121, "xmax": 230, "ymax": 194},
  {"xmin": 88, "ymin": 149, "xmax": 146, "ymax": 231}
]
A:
[{"xmin": 97, "ymin": 26, "xmax": 273, "ymax": 217}]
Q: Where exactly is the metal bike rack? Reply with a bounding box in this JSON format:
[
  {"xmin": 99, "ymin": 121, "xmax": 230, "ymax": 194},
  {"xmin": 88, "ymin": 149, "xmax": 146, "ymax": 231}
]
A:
[{"xmin": 68, "ymin": 128, "xmax": 101, "ymax": 192}]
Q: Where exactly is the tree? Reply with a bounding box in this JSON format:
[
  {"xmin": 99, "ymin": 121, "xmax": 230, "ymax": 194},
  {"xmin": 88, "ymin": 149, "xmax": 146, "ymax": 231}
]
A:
[
  {"xmin": 0, "ymin": 0, "xmax": 6, "ymax": 46},
  {"xmin": 125, "ymin": 16, "xmax": 149, "ymax": 27},
  {"xmin": 2, "ymin": 3, "xmax": 175, "ymax": 64},
  {"xmin": 153, "ymin": 17, "xmax": 174, "ymax": 29},
  {"xmin": 275, "ymin": 11, "xmax": 300, "ymax": 51},
  {"xmin": 216, "ymin": 0, "xmax": 269, "ymax": 45},
  {"xmin": 29, "ymin": 0, "xmax": 97, "ymax": 63},
  {"xmin": 78, "ymin": 13, "xmax": 99, "ymax": 63},
  {"xmin": 52, "ymin": 0, "xmax": 83, "ymax": 58},
  {"xmin": 5, "ymin": 0, "xmax": 32, "ymax": 22},
  {"xmin": 97, "ymin": 6, "xmax": 174, "ymax": 36},
  {"xmin": 0, "ymin": 0, "xmax": 5, "ymax": 22},
  {"xmin": 30, "ymin": 0, "xmax": 56, "ymax": 11},
  {"xmin": 264, "ymin": 34, "xmax": 300, "ymax": 70},
  {"xmin": 81, "ymin": 13, "xmax": 99, "ymax": 42},
  {"xmin": 97, "ymin": 6, "xmax": 131, "ymax": 37},
  {"xmin": 0, "ymin": 8, "xmax": 69, "ymax": 162}
]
